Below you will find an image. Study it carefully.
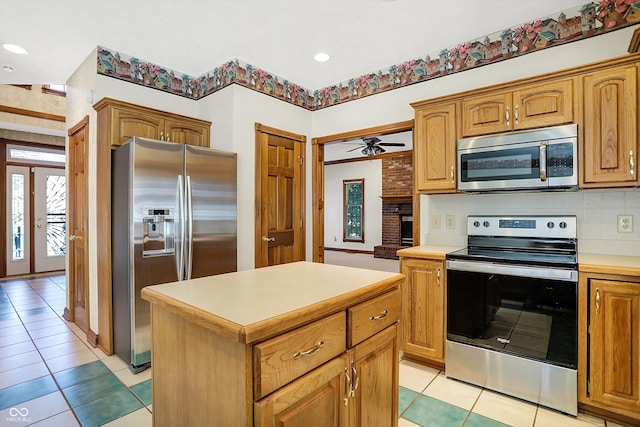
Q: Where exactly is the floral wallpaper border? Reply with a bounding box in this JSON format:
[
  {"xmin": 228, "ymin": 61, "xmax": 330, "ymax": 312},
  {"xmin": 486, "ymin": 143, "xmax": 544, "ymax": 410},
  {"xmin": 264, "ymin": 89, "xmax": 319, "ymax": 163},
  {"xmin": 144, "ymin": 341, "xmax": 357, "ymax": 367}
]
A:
[{"xmin": 97, "ymin": 1, "xmax": 640, "ymax": 111}]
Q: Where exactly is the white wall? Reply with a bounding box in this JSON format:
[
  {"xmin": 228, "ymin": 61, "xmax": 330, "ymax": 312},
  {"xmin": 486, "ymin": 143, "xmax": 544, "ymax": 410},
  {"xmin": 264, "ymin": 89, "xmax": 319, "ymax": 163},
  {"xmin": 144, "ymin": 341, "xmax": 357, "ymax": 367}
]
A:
[
  {"xmin": 324, "ymin": 160, "xmax": 382, "ymax": 251},
  {"xmin": 311, "ymin": 27, "xmax": 640, "ymax": 256},
  {"xmin": 197, "ymin": 85, "xmax": 313, "ymax": 270}
]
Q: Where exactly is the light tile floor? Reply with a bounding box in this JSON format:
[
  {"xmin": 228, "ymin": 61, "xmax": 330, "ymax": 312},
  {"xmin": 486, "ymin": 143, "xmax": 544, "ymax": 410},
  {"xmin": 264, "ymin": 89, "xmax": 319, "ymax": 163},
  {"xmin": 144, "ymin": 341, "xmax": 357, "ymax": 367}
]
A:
[{"xmin": 0, "ymin": 273, "xmax": 629, "ymax": 426}]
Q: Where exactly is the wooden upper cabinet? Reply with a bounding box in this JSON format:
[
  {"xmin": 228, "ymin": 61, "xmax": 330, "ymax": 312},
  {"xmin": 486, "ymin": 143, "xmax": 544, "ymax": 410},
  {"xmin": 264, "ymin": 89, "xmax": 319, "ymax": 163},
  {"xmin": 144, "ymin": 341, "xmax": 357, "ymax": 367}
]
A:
[
  {"xmin": 413, "ymin": 101, "xmax": 458, "ymax": 193},
  {"xmin": 462, "ymin": 78, "xmax": 574, "ymax": 137},
  {"xmin": 94, "ymin": 97, "xmax": 211, "ymax": 149},
  {"xmin": 582, "ymin": 65, "xmax": 638, "ymax": 187}
]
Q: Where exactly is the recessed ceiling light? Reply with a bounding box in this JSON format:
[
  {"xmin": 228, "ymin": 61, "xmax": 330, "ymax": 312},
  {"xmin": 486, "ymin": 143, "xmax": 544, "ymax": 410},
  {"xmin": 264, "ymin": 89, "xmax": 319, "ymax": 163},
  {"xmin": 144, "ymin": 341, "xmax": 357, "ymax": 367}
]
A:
[
  {"xmin": 3, "ymin": 44, "xmax": 28, "ymax": 55},
  {"xmin": 2, "ymin": 65, "xmax": 16, "ymax": 72},
  {"xmin": 314, "ymin": 52, "xmax": 330, "ymax": 63}
]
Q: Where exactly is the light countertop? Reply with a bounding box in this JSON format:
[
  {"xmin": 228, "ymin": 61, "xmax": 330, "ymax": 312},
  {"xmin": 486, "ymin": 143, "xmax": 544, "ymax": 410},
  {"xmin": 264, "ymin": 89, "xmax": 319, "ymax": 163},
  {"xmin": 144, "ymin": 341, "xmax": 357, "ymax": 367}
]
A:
[
  {"xmin": 141, "ymin": 261, "xmax": 403, "ymax": 344},
  {"xmin": 396, "ymin": 245, "xmax": 463, "ymax": 260},
  {"xmin": 578, "ymin": 252, "xmax": 640, "ymax": 276}
]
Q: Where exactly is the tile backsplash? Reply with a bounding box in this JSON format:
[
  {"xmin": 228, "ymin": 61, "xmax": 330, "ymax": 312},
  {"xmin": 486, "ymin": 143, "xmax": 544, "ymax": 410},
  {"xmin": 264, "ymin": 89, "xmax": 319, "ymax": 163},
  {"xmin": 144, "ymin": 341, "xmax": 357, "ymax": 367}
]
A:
[{"xmin": 422, "ymin": 188, "xmax": 640, "ymax": 255}]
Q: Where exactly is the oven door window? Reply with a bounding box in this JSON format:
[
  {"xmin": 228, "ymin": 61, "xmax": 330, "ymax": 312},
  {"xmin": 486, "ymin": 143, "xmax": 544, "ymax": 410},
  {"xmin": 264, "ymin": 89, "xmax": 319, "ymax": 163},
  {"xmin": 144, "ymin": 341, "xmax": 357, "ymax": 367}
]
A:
[
  {"xmin": 460, "ymin": 145, "xmax": 540, "ymax": 182},
  {"xmin": 447, "ymin": 268, "xmax": 577, "ymax": 369}
]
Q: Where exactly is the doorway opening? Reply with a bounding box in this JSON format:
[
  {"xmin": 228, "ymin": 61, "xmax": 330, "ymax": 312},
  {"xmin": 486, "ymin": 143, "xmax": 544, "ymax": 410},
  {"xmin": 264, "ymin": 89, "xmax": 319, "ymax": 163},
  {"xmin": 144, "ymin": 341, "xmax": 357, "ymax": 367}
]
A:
[{"xmin": 4, "ymin": 144, "xmax": 66, "ymax": 277}]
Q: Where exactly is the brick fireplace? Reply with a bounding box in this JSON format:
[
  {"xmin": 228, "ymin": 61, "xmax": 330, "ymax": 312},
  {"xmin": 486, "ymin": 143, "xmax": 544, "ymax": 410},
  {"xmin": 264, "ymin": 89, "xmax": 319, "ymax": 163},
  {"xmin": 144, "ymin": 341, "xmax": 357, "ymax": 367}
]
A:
[{"xmin": 374, "ymin": 153, "xmax": 413, "ymax": 260}]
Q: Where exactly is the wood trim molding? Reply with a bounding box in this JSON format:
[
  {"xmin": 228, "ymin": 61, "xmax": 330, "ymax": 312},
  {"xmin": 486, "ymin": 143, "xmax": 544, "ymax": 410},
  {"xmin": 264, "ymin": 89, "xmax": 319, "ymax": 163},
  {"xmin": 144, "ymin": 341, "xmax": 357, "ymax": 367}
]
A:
[
  {"xmin": 63, "ymin": 307, "xmax": 73, "ymax": 322},
  {"xmin": 0, "ymin": 105, "xmax": 65, "ymax": 122},
  {"xmin": 87, "ymin": 329, "xmax": 99, "ymax": 347},
  {"xmin": 324, "ymin": 247, "xmax": 374, "ymax": 255},
  {"xmin": 314, "ymin": 120, "xmax": 414, "ymax": 145},
  {"xmin": 254, "ymin": 122, "xmax": 306, "ymax": 142}
]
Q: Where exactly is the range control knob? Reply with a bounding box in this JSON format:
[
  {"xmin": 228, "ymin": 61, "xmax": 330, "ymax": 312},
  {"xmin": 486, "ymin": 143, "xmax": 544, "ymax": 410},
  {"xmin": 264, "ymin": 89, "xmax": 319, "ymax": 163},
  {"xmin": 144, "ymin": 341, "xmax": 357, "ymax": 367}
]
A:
[
  {"xmin": 473, "ymin": 221, "xmax": 480, "ymax": 228},
  {"xmin": 547, "ymin": 221, "xmax": 555, "ymax": 229},
  {"xmin": 559, "ymin": 221, "xmax": 567, "ymax": 229},
  {"xmin": 483, "ymin": 221, "xmax": 490, "ymax": 228}
]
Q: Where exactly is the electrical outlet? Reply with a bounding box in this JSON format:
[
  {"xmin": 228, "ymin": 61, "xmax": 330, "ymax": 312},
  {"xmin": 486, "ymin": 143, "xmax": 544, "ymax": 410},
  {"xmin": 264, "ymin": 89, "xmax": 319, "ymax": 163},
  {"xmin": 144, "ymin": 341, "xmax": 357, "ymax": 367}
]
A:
[
  {"xmin": 431, "ymin": 214, "xmax": 441, "ymax": 229},
  {"xmin": 446, "ymin": 215, "xmax": 455, "ymax": 230},
  {"xmin": 617, "ymin": 215, "xmax": 633, "ymax": 233}
]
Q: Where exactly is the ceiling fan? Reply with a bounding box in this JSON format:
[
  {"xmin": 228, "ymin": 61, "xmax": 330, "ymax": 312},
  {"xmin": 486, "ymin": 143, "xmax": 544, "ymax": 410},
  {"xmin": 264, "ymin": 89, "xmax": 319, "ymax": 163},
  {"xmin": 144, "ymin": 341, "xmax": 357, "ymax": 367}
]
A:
[{"xmin": 346, "ymin": 137, "xmax": 406, "ymax": 157}]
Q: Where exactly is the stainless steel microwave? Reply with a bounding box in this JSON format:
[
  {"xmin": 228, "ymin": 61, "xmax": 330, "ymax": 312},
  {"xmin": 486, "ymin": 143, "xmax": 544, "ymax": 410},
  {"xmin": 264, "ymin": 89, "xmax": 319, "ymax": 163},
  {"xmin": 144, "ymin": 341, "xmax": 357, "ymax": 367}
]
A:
[{"xmin": 457, "ymin": 124, "xmax": 577, "ymax": 192}]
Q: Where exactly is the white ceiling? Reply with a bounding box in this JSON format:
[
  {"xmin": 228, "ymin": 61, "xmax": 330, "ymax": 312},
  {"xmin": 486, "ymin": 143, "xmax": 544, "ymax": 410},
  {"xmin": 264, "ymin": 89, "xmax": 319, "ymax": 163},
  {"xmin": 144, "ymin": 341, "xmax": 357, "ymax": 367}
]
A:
[{"xmin": 0, "ymin": 0, "xmax": 584, "ymax": 89}]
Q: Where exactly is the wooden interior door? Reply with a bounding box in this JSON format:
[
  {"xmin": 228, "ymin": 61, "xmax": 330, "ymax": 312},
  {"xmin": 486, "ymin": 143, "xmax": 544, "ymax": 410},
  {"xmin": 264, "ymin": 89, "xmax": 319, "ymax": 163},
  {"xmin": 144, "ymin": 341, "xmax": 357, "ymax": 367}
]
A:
[
  {"xmin": 66, "ymin": 116, "xmax": 89, "ymax": 333},
  {"xmin": 255, "ymin": 123, "xmax": 305, "ymax": 268}
]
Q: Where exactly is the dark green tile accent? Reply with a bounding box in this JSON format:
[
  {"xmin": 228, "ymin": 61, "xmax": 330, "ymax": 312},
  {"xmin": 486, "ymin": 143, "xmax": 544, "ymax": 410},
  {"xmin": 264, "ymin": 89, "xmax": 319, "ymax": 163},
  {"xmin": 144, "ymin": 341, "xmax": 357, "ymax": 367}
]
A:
[
  {"xmin": 130, "ymin": 380, "xmax": 152, "ymax": 406},
  {"xmin": 0, "ymin": 375, "xmax": 57, "ymax": 411},
  {"xmin": 73, "ymin": 389, "xmax": 143, "ymax": 427},
  {"xmin": 403, "ymin": 394, "xmax": 468, "ymax": 427},
  {"xmin": 17, "ymin": 307, "xmax": 53, "ymax": 317},
  {"xmin": 54, "ymin": 361, "xmax": 111, "ymax": 389},
  {"xmin": 399, "ymin": 386, "xmax": 420, "ymax": 416},
  {"xmin": 463, "ymin": 413, "xmax": 510, "ymax": 427},
  {"xmin": 62, "ymin": 373, "xmax": 127, "ymax": 408}
]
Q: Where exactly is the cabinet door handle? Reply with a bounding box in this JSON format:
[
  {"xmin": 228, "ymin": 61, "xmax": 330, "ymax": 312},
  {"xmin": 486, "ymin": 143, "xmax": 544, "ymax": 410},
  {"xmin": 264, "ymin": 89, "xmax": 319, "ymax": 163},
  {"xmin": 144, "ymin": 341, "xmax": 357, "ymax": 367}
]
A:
[
  {"xmin": 505, "ymin": 106, "xmax": 510, "ymax": 127},
  {"xmin": 351, "ymin": 362, "xmax": 359, "ymax": 397},
  {"xmin": 293, "ymin": 341, "xmax": 323, "ymax": 359},
  {"xmin": 437, "ymin": 268, "xmax": 441, "ymax": 286},
  {"xmin": 262, "ymin": 236, "xmax": 275, "ymax": 242},
  {"xmin": 595, "ymin": 288, "xmax": 601, "ymax": 314},
  {"xmin": 369, "ymin": 310, "xmax": 388, "ymax": 321},
  {"xmin": 515, "ymin": 104, "xmax": 519, "ymax": 125},
  {"xmin": 344, "ymin": 367, "xmax": 352, "ymax": 406},
  {"xmin": 160, "ymin": 131, "xmax": 164, "ymax": 141},
  {"xmin": 630, "ymin": 150, "xmax": 635, "ymax": 175},
  {"xmin": 450, "ymin": 165, "xmax": 455, "ymax": 184}
]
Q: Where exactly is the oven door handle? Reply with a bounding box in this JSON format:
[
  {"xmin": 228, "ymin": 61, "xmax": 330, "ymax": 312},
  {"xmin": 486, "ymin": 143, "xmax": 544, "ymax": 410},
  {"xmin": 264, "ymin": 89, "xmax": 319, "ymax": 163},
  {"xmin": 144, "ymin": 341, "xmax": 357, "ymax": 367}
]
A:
[{"xmin": 446, "ymin": 259, "xmax": 577, "ymax": 282}]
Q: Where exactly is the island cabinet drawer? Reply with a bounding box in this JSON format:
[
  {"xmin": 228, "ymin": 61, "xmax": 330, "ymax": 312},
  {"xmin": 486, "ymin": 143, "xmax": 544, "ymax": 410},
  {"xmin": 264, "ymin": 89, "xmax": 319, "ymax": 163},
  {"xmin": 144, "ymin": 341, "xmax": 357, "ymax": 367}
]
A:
[
  {"xmin": 253, "ymin": 311, "xmax": 347, "ymax": 400},
  {"xmin": 348, "ymin": 287, "xmax": 400, "ymax": 347}
]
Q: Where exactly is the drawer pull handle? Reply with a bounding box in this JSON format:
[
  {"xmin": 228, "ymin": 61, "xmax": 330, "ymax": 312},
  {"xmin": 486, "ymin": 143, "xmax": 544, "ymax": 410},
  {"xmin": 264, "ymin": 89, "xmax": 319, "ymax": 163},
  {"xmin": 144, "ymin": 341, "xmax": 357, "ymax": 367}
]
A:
[
  {"xmin": 293, "ymin": 341, "xmax": 324, "ymax": 359},
  {"xmin": 369, "ymin": 310, "xmax": 388, "ymax": 321}
]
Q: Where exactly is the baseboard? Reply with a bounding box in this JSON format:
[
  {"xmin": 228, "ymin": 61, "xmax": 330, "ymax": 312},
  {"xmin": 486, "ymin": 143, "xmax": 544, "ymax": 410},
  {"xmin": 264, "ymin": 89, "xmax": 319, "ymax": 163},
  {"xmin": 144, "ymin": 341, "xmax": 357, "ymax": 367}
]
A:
[
  {"xmin": 87, "ymin": 328, "xmax": 99, "ymax": 348},
  {"xmin": 324, "ymin": 247, "xmax": 374, "ymax": 255}
]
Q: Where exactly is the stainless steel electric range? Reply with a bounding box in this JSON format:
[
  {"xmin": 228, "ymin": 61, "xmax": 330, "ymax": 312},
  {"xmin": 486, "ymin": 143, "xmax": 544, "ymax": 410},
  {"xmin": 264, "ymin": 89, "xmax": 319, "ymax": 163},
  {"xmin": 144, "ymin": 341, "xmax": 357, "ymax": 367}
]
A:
[{"xmin": 446, "ymin": 215, "xmax": 578, "ymax": 415}]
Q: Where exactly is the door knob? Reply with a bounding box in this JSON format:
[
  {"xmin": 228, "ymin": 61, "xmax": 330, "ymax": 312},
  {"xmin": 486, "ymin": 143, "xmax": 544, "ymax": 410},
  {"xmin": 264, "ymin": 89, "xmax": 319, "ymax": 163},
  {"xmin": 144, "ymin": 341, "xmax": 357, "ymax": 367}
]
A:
[
  {"xmin": 36, "ymin": 223, "xmax": 43, "ymax": 228},
  {"xmin": 262, "ymin": 236, "xmax": 275, "ymax": 242},
  {"xmin": 69, "ymin": 235, "xmax": 81, "ymax": 241}
]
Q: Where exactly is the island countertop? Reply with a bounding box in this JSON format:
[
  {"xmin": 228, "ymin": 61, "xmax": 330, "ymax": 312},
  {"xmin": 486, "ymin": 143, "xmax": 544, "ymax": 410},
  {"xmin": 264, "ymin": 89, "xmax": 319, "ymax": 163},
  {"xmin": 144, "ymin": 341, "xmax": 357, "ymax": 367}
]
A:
[{"xmin": 141, "ymin": 261, "xmax": 403, "ymax": 344}]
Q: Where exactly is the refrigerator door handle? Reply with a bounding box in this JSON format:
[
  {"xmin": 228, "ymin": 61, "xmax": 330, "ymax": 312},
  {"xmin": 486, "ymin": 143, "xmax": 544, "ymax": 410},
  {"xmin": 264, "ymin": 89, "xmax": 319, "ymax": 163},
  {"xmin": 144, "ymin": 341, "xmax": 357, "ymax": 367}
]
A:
[
  {"xmin": 186, "ymin": 175, "xmax": 194, "ymax": 280},
  {"xmin": 177, "ymin": 175, "xmax": 185, "ymax": 281}
]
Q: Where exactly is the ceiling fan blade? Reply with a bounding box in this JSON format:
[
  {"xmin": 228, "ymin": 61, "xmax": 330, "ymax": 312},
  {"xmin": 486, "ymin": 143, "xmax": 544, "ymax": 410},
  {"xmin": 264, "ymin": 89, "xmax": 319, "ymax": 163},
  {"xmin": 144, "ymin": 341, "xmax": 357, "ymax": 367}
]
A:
[
  {"xmin": 378, "ymin": 142, "xmax": 405, "ymax": 147},
  {"xmin": 346, "ymin": 146, "xmax": 362, "ymax": 152}
]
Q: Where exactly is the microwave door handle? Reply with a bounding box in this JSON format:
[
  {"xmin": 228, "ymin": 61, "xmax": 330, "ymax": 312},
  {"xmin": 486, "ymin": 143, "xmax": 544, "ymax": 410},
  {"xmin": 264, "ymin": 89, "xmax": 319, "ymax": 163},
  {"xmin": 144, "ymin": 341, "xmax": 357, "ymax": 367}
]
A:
[{"xmin": 539, "ymin": 141, "xmax": 547, "ymax": 182}]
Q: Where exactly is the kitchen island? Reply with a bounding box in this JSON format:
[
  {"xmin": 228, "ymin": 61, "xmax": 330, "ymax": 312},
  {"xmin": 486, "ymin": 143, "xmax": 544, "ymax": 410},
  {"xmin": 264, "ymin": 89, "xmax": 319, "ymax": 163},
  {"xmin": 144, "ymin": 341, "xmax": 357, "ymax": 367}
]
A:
[{"xmin": 141, "ymin": 261, "xmax": 403, "ymax": 427}]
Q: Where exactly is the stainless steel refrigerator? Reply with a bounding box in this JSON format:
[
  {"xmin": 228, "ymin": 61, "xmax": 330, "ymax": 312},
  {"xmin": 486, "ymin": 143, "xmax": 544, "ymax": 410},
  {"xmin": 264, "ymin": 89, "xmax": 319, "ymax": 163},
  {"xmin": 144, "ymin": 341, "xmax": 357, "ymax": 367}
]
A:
[{"xmin": 112, "ymin": 137, "xmax": 237, "ymax": 372}]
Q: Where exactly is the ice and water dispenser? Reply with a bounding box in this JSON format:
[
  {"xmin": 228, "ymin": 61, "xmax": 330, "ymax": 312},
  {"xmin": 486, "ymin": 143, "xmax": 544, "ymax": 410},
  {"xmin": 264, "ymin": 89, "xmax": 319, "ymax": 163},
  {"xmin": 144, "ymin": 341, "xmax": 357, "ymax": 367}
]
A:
[{"xmin": 142, "ymin": 208, "xmax": 175, "ymax": 257}]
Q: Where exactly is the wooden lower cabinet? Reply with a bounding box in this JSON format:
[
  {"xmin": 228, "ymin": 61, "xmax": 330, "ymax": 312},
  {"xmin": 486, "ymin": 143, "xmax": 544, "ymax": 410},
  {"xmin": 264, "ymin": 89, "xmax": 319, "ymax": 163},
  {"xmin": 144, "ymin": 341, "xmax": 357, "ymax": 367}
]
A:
[
  {"xmin": 148, "ymin": 284, "xmax": 401, "ymax": 427},
  {"xmin": 579, "ymin": 272, "xmax": 640, "ymax": 424},
  {"xmin": 255, "ymin": 325, "xmax": 399, "ymax": 427},
  {"xmin": 399, "ymin": 256, "xmax": 445, "ymax": 367}
]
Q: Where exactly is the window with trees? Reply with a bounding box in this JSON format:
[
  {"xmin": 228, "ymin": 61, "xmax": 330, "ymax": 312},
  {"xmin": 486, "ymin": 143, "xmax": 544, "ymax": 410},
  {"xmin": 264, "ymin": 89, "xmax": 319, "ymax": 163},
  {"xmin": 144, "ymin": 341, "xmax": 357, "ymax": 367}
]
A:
[{"xmin": 343, "ymin": 178, "xmax": 364, "ymax": 242}]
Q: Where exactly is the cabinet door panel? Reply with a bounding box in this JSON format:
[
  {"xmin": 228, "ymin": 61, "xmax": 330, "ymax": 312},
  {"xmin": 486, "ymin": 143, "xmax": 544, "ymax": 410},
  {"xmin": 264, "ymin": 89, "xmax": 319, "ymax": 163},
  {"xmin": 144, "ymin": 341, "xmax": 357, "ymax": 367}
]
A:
[
  {"xmin": 112, "ymin": 108, "xmax": 163, "ymax": 147},
  {"xmin": 401, "ymin": 258, "xmax": 445, "ymax": 363},
  {"xmin": 583, "ymin": 66, "xmax": 638, "ymax": 186},
  {"xmin": 461, "ymin": 92, "xmax": 510, "ymax": 136},
  {"xmin": 351, "ymin": 325, "xmax": 399, "ymax": 427},
  {"xmin": 414, "ymin": 102, "xmax": 457, "ymax": 192},
  {"xmin": 254, "ymin": 356, "xmax": 348, "ymax": 427},
  {"xmin": 513, "ymin": 79, "xmax": 573, "ymax": 130},
  {"xmin": 589, "ymin": 279, "xmax": 640, "ymax": 412},
  {"xmin": 165, "ymin": 119, "xmax": 210, "ymax": 147}
]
